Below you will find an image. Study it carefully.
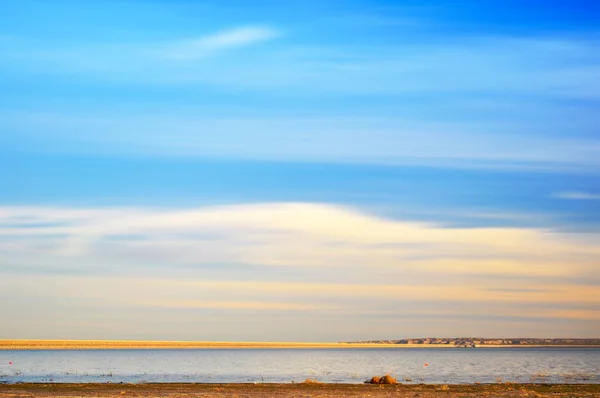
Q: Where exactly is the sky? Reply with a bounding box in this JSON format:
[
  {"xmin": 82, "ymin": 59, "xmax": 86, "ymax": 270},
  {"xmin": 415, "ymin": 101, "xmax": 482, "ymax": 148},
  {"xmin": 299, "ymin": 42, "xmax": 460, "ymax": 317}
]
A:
[{"xmin": 1, "ymin": 0, "xmax": 599, "ymax": 341}]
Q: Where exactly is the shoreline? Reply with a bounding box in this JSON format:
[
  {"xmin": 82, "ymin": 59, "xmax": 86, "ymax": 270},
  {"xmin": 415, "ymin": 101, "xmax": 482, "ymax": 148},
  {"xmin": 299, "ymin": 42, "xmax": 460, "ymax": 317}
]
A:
[
  {"xmin": 1, "ymin": 339, "xmax": 599, "ymax": 350},
  {"xmin": 1, "ymin": 383, "xmax": 599, "ymax": 397}
]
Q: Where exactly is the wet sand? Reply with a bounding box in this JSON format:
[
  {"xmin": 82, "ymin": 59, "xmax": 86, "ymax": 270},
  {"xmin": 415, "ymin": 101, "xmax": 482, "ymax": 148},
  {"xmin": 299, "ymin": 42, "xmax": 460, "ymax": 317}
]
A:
[{"xmin": 1, "ymin": 383, "xmax": 598, "ymax": 397}]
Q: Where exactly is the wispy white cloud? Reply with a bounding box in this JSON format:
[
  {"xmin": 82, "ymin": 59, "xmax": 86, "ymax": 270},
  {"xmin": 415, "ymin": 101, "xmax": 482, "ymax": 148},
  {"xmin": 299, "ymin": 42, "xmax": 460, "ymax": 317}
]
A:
[
  {"xmin": 162, "ymin": 26, "xmax": 279, "ymax": 59},
  {"xmin": 1, "ymin": 202, "xmax": 598, "ymax": 281},
  {"xmin": 553, "ymin": 191, "xmax": 600, "ymax": 200}
]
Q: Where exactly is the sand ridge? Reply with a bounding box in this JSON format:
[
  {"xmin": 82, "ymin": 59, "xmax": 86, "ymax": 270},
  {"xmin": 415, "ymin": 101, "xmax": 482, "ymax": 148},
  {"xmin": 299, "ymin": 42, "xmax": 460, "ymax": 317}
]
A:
[{"xmin": 1, "ymin": 383, "xmax": 599, "ymax": 397}]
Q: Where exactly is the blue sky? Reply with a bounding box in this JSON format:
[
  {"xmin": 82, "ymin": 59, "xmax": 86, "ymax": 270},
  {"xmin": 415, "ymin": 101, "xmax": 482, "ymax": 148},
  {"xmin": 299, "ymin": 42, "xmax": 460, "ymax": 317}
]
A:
[{"xmin": 1, "ymin": 0, "xmax": 599, "ymax": 341}]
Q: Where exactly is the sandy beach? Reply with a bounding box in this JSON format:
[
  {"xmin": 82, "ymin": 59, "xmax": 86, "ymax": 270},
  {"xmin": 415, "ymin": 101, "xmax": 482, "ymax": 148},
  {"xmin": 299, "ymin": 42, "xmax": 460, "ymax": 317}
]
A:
[{"xmin": 1, "ymin": 383, "xmax": 599, "ymax": 397}]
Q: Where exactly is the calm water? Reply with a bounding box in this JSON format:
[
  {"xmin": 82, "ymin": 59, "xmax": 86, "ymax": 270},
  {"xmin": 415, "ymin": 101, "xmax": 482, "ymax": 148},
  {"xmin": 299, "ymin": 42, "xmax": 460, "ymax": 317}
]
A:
[{"xmin": 1, "ymin": 348, "xmax": 599, "ymax": 384}]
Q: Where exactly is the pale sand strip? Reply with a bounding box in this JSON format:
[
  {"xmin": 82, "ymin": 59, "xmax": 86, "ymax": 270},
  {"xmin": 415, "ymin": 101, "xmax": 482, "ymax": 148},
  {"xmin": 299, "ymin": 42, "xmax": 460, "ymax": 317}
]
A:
[
  {"xmin": 0, "ymin": 340, "xmax": 454, "ymax": 350},
  {"xmin": 2, "ymin": 340, "xmax": 598, "ymax": 350}
]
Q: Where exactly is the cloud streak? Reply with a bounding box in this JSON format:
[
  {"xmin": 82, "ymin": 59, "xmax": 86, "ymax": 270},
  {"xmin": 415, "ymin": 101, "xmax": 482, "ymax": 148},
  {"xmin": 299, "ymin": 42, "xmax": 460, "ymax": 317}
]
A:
[
  {"xmin": 1, "ymin": 203, "xmax": 598, "ymax": 273},
  {"xmin": 3, "ymin": 113, "xmax": 599, "ymax": 171},
  {"xmin": 163, "ymin": 26, "xmax": 278, "ymax": 59},
  {"xmin": 554, "ymin": 191, "xmax": 600, "ymax": 200}
]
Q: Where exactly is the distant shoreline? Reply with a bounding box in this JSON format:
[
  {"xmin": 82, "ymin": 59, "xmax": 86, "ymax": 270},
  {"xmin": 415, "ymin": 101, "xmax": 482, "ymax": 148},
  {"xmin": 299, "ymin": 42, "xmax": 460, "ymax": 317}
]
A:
[{"xmin": 2, "ymin": 340, "xmax": 599, "ymax": 350}]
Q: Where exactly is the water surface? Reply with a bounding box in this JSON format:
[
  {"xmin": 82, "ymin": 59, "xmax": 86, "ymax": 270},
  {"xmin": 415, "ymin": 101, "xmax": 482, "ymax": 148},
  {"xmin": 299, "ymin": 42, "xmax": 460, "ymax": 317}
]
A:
[{"xmin": 1, "ymin": 348, "xmax": 599, "ymax": 384}]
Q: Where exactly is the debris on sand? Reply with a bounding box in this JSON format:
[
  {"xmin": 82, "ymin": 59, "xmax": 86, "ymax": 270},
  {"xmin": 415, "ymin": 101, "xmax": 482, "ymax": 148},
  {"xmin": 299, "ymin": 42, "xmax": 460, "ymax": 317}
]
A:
[
  {"xmin": 301, "ymin": 379, "xmax": 324, "ymax": 384},
  {"xmin": 379, "ymin": 375, "xmax": 398, "ymax": 384},
  {"xmin": 365, "ymin": 375, "xmax": 398, "ymax": 384}
]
